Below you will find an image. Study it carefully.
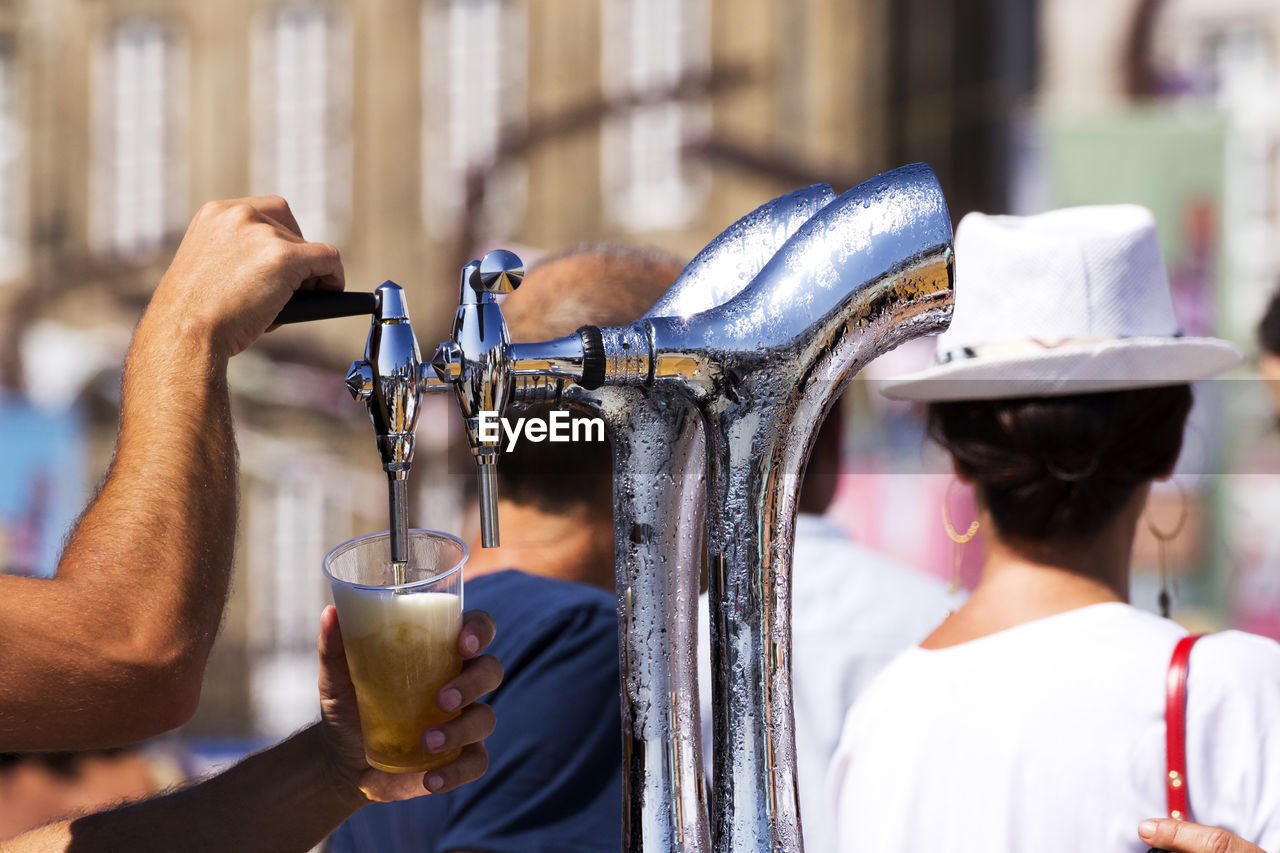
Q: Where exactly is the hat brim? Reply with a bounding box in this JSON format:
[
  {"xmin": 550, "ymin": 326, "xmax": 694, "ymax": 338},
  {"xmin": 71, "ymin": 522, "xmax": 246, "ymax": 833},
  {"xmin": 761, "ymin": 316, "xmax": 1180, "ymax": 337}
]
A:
[{"xmin": 880, "ymin": 337, "xmax": 1244, "ymax": 402}]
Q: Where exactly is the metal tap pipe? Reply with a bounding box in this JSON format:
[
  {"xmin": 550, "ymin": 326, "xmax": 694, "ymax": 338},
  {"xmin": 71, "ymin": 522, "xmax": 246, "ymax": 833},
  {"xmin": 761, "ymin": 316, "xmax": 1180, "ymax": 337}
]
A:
[
  {"xmin": 430, "ymin": 253, "xmax": 604, "ymax": 545},
  {"xmin": 437, "ymin": 252, "xmax": 523, "ymax": 547},
  {"xmin": 508, "ymin": 336, "xmax": 590, "ymax": 381},
  {"xmin": 564, "ymin": 184, "xmax": 836, "ymax": 853},
  {"xmin": 427, "ymin": 163, "xmax": 954, "ymax": 853},
  {"xmin": 586, "ymin": 163, "xmax": 956, "ymax": 852}
]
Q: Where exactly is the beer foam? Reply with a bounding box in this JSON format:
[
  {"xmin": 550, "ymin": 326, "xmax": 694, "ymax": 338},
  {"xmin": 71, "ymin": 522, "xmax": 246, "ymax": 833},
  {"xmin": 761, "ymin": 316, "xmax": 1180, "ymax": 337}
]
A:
[{"xmin": 331, "ymin": 586, "xmax": 462, "ymax": 641}]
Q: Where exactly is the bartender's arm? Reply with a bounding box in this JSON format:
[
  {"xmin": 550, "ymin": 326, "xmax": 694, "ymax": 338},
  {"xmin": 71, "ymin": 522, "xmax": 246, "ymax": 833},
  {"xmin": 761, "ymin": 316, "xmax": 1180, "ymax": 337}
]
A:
[
  {"xmin": 0, "ymin": 608, "xmax": 502, "ymax": 853},
  {"xmin": 0, "ymin": 197, "xmax": 341, "ymax": 750}
]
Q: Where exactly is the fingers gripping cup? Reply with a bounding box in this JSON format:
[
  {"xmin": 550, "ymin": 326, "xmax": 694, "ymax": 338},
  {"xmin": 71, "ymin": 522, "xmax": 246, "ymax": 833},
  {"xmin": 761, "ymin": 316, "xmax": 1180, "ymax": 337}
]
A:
[{"xmin": 324, "ymin": 530, "xmax": 467, "ymax": 774}]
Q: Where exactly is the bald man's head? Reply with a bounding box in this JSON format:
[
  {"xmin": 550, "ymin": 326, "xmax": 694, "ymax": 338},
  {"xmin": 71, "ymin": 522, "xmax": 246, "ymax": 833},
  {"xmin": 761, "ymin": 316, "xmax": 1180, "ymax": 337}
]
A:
[
  {"xmin": 503, "ymin": 247, "xmax": 684, "ymax": 344},
  {"xmin": 493, "ymin": 246, "xmax": 684, "ymax": 515}
]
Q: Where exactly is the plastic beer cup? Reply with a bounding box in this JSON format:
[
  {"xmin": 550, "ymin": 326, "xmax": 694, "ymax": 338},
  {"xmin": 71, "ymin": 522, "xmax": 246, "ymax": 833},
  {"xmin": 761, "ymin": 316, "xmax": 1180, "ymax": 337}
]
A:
[{"xmin": 323, "ymin": 530, "xmax": 467, "ymax": 773}]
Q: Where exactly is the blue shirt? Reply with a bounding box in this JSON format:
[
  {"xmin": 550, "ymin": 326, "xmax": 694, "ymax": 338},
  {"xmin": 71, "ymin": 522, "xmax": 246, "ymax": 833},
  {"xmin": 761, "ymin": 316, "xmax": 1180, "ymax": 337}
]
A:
[{"xmin": 329, "ymin": 570, "xmax": 622, "ymax": 853}]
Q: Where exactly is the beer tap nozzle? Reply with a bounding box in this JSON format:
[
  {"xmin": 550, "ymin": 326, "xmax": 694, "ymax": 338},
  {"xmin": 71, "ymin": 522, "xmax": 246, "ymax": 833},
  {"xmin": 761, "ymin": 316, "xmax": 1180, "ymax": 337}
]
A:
[
  {"xmin": 427, "ymin": 249, "xmax": 631, "ymax": 548},
  {"xmin": 345, "ymin": 281, "xmax": 423, "ymax": 568},
  {"xmin": 432, "ymin": 250, "xmax": 524, "ymax": 548}
]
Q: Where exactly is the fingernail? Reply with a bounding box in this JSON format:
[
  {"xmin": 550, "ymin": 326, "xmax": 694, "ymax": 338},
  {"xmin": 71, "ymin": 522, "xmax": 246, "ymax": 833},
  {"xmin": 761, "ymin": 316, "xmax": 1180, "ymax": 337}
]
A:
[
  {"xmin": 438, "ymin": 688, "xmax": 462, "ymax": 712},
  {"xmin": 1138, "ymin": 820, "xmax": 1158, "ymax": 840},
  {"xmin": 426, "ymin": 774, "xmax": 445, "ymax": 792},
  {"xmin": 423, "ymin": 729, "xmax": 446, "ymax": 752},
  {"xmin": 462, "ymin": 634, "xmax": 479, "ymax": 656}
]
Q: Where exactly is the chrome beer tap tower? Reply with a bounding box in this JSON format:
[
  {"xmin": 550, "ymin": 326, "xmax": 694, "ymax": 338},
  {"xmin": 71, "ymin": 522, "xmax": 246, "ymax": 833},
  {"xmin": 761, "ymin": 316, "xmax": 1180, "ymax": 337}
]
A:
[
  {"xmin": 277, "ymin": 162, "xmax": 956, "ymax": 853},
  {"xmin": 523, "ymin": 182, "xmax": 838, "ymax": 853},
  {"xmin": 430, "ymin": 251, "xmax": 525, "ymax": 547}
]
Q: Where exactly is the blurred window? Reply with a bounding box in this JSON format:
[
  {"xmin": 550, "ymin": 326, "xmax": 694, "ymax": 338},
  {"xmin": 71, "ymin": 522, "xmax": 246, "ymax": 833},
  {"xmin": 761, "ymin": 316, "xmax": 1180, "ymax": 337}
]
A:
[
  {"xmin": 0, "ymin": 41, "xmax": 26, "ymax": 280},
  {"xmin": 1168, "ymin": 19, "xmax": 1280, "ymax": 310},
  {"xmin": 90, "ymin": 17, "xmax": 187, "ymax": 259},
  {"xmin": 600, "ymin": 0, "xmax": 709, "ymax": 232},
  {"xmin": 421, "ymin": 0, "xmax": 527, "ymax": 239},
  {"xmin": 1202, "ymin": 27, "xmax": 1275, "ymax": 226},
  {"xmin": 252, "ymin": 2, "xmax": 352, "ymax": 244},
  {"xmin": 243, "ymin": 441, "xmax": 363, "ymax": 738}
]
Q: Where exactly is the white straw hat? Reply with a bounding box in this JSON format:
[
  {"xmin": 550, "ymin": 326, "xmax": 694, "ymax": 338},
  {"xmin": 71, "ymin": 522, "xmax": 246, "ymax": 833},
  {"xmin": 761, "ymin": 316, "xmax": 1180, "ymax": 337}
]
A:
[{"xmin": 881, "ymin": 204, "xmax": 1242, "ymax": 402}]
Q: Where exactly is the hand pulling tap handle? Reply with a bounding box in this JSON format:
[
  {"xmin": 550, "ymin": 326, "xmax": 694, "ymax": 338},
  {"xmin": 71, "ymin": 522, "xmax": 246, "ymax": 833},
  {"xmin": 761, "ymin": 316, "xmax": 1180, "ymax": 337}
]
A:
[{"xmin": 272, "ymin": 290, "xmax": 378, "ymax": 325}]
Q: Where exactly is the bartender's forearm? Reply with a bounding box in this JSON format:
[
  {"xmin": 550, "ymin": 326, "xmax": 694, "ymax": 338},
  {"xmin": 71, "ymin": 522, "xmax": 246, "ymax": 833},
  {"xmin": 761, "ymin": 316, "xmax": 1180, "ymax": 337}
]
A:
[
  {"xmin": 2, "ymin": 724, "xmax": 367, "ymax": 853},
  {"xmin": 0, "ymin": 311, "xmax": 236, "ymax": 742},
  {"xmin": 0, "ymin": 314, "xmax": 238, "ymax": 749},
  {"xmin": 0, "ymin": 196, "xmax": 346, "ymax": 751},
  {"xmin": 74, "ymin": 307, "xmax": 239, "ymax": 656}
]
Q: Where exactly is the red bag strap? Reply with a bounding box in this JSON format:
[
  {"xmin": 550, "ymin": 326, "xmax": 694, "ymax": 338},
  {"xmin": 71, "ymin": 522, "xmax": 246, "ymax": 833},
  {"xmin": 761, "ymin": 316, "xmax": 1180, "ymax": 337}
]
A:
[{"xmin": 1165, "ymin": 634, "xmax": 1205, "ymax": 821}]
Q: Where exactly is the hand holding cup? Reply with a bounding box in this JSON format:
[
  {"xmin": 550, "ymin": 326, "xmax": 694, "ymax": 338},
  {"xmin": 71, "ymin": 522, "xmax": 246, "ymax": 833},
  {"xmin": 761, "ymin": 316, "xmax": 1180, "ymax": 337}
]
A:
[{"xmin": 317, "ymin": 604, "xmax": 501, "ymax": 803}]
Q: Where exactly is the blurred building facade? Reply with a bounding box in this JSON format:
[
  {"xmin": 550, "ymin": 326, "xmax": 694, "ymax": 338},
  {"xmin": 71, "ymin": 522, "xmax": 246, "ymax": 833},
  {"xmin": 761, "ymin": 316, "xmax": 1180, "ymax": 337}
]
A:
[
  {"xmin": 1040, "ymin": 0, "xmax": 1280, "ymax": 333},
  {"xmin": 1032, "ymin": 0, "xmax": 1280, "ymax": 635},
  {"xmin": 0, "ymin": 0, "xmax": 1034, "ymax": 738}
]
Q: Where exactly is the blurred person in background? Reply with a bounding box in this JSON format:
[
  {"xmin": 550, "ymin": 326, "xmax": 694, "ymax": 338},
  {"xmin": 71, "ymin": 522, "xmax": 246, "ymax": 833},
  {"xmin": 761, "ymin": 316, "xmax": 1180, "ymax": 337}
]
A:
[
  {"xmin": 0, "ymin": 605, "xmax": 500, "ymax": 852},
  {"xmin": 1257, "ymin": 285, "xmax": 1280, "ymax": 424},
  {"xmin": 828, "ymin": 206, "xmax": 1280, "ymax": 853},
  {"xmin": 0, "ymin": 748, "xmax": 171, "ymax": 840},
  {"xmin": 0, "ymin": 195, "xmax": 345, "ymax": 751},
  {"xmin": 329, "ymin": 246, "xmax": 682, "ymax": 853},
  {"xmin": 696, "ymin": 402, "xmax": 952, "ymax": 852}
]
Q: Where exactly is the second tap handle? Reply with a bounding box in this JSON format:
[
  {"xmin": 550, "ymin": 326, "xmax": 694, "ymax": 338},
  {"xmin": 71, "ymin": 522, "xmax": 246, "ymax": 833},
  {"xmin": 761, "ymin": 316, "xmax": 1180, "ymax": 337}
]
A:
[{"xmin": 273, "ymin": 291, "xmax": 378, "ymax": 325}]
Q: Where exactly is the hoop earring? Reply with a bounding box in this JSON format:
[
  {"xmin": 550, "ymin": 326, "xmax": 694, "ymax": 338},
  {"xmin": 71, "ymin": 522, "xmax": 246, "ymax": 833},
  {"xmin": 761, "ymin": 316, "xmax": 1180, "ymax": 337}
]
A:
[
  {"xmin": 942, "ymin": 479, "xmax": 980, "ymax": 595},
  {"xmin": 1147, "ymin": 479, "xmax": 1189, "ymax": 619}
]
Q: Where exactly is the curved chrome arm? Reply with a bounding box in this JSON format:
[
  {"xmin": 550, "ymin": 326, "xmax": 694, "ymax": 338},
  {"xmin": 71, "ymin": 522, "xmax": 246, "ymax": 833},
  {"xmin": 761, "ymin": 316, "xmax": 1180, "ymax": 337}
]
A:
[
  {"xmin": 660, "ymin": 163, "xmax": 953, "ymax": 853},
  {"xmin": 586, "ymin": 183, "xmax": 836, "ymax": 853}
]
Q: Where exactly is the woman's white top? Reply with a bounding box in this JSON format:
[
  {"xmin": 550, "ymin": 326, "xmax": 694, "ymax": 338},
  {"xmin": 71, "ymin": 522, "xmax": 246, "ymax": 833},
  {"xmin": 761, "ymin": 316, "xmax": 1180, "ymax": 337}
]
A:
[{"xmin": 827, "ymin": 602, "xmax": 1280, "ymax": 853}]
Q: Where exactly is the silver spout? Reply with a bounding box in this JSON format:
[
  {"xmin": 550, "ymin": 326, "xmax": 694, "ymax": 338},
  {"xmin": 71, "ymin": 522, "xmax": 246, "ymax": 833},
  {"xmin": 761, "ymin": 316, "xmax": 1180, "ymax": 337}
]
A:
[
  {"xmin": 431, "ymin": 251, "xmax": 526, "ymax": 549},
  {"xmin": 346, "ymin": 281, "xmax": 426, "ymax": 564},
  {"xmin": 347, "ymin": 282, "xmax": 423, "ymax": 474},
  {"xmin": 477, "ymin": 463, "xmax": 500, "ymax": 547},
  {"xmin": 388, "ymin": 474, "xmax": 409, "ymax": 566}
]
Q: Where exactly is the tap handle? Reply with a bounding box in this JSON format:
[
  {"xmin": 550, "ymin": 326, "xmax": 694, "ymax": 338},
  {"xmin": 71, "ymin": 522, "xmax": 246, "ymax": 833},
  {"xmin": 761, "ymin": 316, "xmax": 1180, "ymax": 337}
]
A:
[
  {"xmin": 475, "ymin": 249, "xmax": 524, "ymax": 295},
  {"xmin": 273, "ymin": 290, "xmax": 378, "ymax": 325}
]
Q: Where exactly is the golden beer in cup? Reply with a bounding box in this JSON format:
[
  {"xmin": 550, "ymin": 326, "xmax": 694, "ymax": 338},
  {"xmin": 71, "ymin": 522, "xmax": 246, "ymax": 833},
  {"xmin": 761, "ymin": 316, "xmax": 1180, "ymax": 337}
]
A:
[{"xmin": 325, "ymin": 530, "xmax": 467, "ymax": 773}]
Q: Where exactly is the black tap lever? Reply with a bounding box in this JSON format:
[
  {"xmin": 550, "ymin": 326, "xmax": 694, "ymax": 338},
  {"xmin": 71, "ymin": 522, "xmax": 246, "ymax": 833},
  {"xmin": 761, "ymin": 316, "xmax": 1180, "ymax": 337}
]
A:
[{"xmin": 273, "ymin": 290, "xmax": 378, "ymax": 326}]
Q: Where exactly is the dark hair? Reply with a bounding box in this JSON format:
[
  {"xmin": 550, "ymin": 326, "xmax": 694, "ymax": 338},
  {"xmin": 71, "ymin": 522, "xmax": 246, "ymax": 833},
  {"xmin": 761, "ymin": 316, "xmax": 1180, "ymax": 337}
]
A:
[
  {"xmin": 927, "ymin": 385, "xmax": 1193, "ymax": 542},
  {"xmin": 1259, "ymin": 285, "xmax": 1280, "ymax": 358},
  {"xmin": 0, "ymin": 748, "xmax": 127, "ymax": 778},
  {"xmin": 495, "ymin": 403, "xmax": 613, "ymax": 513}
]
